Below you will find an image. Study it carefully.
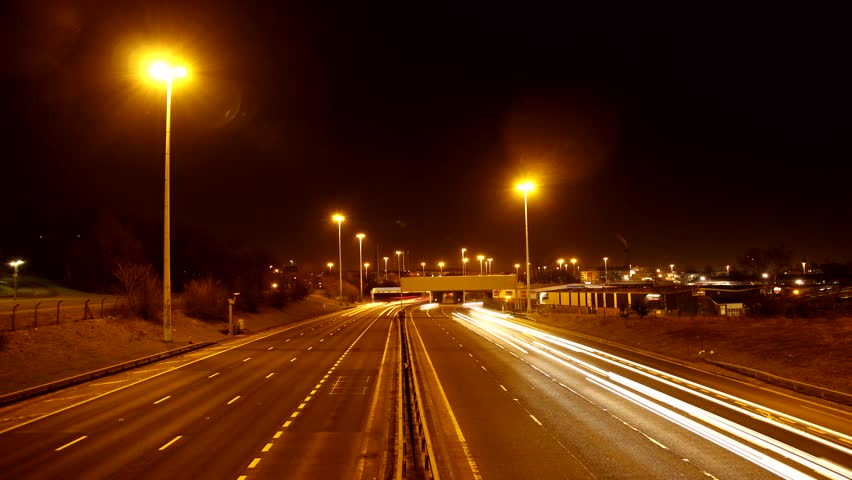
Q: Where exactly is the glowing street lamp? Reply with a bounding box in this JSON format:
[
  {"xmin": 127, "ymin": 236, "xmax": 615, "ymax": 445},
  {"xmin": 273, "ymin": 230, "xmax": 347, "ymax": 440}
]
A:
[
  {"xmin": 802, "ymin": 261, "xmax": 806, "ymax": 275},
  {"xmin": 332, "ymin": 214, "xmax": 345, "ymax": 299},
  {"xmin": 570, "ymin": 258, "xmax": 577, "ymax": 278},
  {"xmin": 395, "ymin": 250, "xmax": 402, "ymax": 281},
  {"xmin": 514, "ymin": 263, "xmax": 520, "ymax": 279},
  {"xmin": 670, "ymin": 264, "xmax": 675, "ymax": 274},
  {"xmin": 515, "ymin": 180, "xmax": 535, "ymax": 313},
  {"xmin": 557, "ymin": 258, "xmax": 564, "ymax": 271},
  {"xmin": 327, "ymin": 262, "xmax": 334, "ymax": 274},
  {"xmin": 383, "ymin": 257, "xmax": 389, "ymax": 279},
  {"xmin": 461, "ymin": 248, "xmax": 467, "ymax": 276},
  {"xmin": 421, "ymin": 262, "xmax": 426, "ymax": 276},
  {"xmin": 603, "ymin": 257, "xmax": 609, "ymax": 284},
  {"xmin": 438, "ymin": 261, "xmax": 444, "ymax": 276},
  {"xmin": 476, "ymin": 255, "xmax": 484, "ymax": 275},
  {"xmin": 364, "ymin": 263, "xmax": 370, "ymax": 282},
  {"xmin": 7, "ymin": 259, "xmax": 24, "ymax": 301},
  {"xmin": 726, "ymin": 265, "xmax": 730, "ymax": 275},
  {"xmin": 487, "ymin": 258, "xmax": 493, "ymax": 275},
  {"xmin": 356, "ymin": 233, "xmax": 365, "ymax": 302},
  {"xmin": 149, "ymin": 59, "xmax": 188, "ymax": 343}
]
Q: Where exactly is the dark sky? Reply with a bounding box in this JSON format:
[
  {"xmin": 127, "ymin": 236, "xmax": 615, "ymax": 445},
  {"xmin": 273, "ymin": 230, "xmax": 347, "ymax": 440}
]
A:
[{"xmin": 2, "ymin": 2, "xmax": 850, "ymax": 274}]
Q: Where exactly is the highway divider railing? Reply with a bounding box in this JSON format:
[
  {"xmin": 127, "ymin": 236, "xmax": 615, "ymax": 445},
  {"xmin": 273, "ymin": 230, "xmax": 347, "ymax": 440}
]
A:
[
  {"xmin": 399, "ymin": 311, "xmax": 437, "ymax": 479},
  {"xmin": 705, "ymin": 359, "xmax": 852, "ymax": 407},
  {"xmin": 0, "ymin": 341, "xmax": 213, "ymax": 407}
]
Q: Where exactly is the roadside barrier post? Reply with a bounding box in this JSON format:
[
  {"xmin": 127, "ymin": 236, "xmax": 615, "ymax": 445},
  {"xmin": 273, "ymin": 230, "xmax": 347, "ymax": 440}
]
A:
[
  {"xmin": 56, "ymin": 300, "xmax": 63, "ymax": 324},
  {"xmin": 11, "ymin": 304, "xmax": 19, "ymax": 330},
  {"xmin": 34, "ymin": 302, "xmax": 41, "ymax": 328}
]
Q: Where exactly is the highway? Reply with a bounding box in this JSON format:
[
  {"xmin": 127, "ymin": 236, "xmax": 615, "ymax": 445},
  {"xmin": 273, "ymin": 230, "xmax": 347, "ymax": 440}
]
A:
[
  {"xmin": 408, "ymin": 304, "xmax": 852, "ymax": 479},
  {"xmin": 0, "ymin": 303, "xmax": 402, "ymax": 479}
]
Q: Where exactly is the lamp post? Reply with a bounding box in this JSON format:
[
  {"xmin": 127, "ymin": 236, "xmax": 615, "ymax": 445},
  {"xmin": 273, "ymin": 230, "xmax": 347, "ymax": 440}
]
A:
[
  {"xmin": 149, "ymin": 60, "xmax": 188, "ymax": 343},
  {"xmin": 514, "ymin": 263, "xmax": 520, "ymax": 279},
  {"xmin": 487, "ymin": 258, "xmax": 493, "ymax": 275},
  {"xmin": 603, "ymin": 257, "xmax": 608, "ymax": 284},
  {"xmin": 461, "ymin": 248, "xmax": 466, "ymax": 276},
  {"xmin": 516, "ymin": 180, "xmax": 535, "ymax": 313},
  {"xmin": 557, "ymin": 258, "xmax": 564, "ymax": 272},
  {"xmin": 395, "ymin": 250, "xmax": 402, "ymax": 280},
  {"xmin": 364, "ymin": 263, "xmax": 370, "ymax": 282},
  {"xmin": 332, "ymin": 214, "xmax": 345, "ymax": 299},
  {"xmin": 802, "ymin": 262, "xmax": 806, "ymax": 275},
  {"xmin": 383, "ymin": 257, "xmax": 389, "ymax": 279},
  {"xmin": 670, "ymin": 264, "xmax": 675, "ymax": 274},
  {"xmin": 327, "ymin": 262, "xmax": 334, "ymax": 274},
  {"xmin": 438, "ymin": 261, "xmax": 444, "ymax": 276},
  {"xmin": 8, "ymin": 260, "xmax": 24, "ymax": 301},
  {"xmin": 570, "ymin": 258, "xmax": 577, "ymax": 279},
  {"xmin": 477, "ymin": 255, "xmax": 484, "ymax": 276},
  {"xmin": 421, "ymin": 262, "xmax": 426, "ymax": 276},
  {"xmin": 726, "ymin": 265, "xmax": 730, "ymax": 276},
  {"xmin": 356, "ymin": 233, "xmax": 365, "ymax": 303}
]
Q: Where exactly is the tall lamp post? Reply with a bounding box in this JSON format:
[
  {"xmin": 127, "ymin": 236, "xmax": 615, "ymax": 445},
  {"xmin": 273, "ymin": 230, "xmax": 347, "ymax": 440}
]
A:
[
  {"xmin": 477, "ymin": 255, "xmax": 485, "ymax": 276},
  {"xmin": 487, "ymin": 258, "xmax": 493, "ymax": 275},
  {"xmin": 328, "ymin": 262, "xmax": 334, "ymax": 274},
  {"xmin": 332, "ymin": 214, "xmax": 345, "ymax": 299},
  {"xmin": 570, "ymin": 258, "xmax": 577, "ymax": 280},
  {"xmin": 557, "ymin": 258, "xmax": 564, "ymax": 272},
  {"xmin": 421, "ymin": 262, "xmax": 426, "ymax": 276},
  {"xmin": 516, "ymin": 180, "xmax": 535, "ymax": 313},
  {"xmin": 383, "ymin": 257, "xmax": 389, "ymax": 279},
  {"xmin": 461, "ymin": 248, "xmax": 466, "ymax": 276},
  {"xmin": 8, "ymin": 260, "xmax": 24, "ymax": 301},
  {"xmin": 356, "ymin": 233, "xmax": 365, "ymax": 303},
  {"xmin": 438, "ymin": 261, "xmax": 444, "ymax": 277},
  {"xmin": 603, "ymin": 257, "xmax": 608, "ymax": 284},
  {"xmin": 149, "ymin": 60, "xmax": 188, "ymax": 343},
  {"xmin": 364, "ymin": 263, "xmax": 370, "ymax": 284}
]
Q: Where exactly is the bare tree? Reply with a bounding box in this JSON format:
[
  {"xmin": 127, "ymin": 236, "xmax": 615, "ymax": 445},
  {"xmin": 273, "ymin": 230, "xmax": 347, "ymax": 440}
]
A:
[{"xmin": 112, "ymin": 260, "xmax": 152, "ymax": 310}]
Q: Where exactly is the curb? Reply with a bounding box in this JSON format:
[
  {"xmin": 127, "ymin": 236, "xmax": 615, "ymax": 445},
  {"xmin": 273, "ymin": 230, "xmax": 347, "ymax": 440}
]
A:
[{"xmin": 0, "ymin": 342, "xmax": 214, "ymax": 407}]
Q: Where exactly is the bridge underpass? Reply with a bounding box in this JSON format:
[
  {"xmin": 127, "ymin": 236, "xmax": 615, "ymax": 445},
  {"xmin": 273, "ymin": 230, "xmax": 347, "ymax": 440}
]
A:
[{"xmin": 371, "ymin": 275, "xmax": 519, "ymax": 303}]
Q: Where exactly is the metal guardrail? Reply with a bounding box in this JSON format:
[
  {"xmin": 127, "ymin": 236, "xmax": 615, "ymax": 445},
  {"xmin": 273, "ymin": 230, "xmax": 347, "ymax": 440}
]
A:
[
  {"xmin": 0, "ymin": 342, "xmax": 213, "ymax": 406},
  {"xmin": 705, "ymin": 359, "xmax": 852, "ymax": 407},
  {"xmin": 399, "ymin": 310, "xmax": 437, "ymax": 479}
]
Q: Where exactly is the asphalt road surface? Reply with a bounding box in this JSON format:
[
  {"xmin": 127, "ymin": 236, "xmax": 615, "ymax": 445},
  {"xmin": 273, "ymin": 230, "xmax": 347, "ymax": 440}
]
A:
[{"xmin": 408, "ymin": 304, "xmax": 852, "ymax": 479}]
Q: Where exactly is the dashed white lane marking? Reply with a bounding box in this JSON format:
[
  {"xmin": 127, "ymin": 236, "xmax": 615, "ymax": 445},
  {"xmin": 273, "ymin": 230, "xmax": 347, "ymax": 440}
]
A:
[
  {"xmin": 266, "ymin": 373, "xmax": 275, "ymax": 379},
  {"xmin": 159, "ymin": 436, "xmax": 182, "ymax": 451},
  {"xmin": 283, "ymin": 420, "xmax": 292, "ymax": 427},
  {"xmin": 55, "ymin": 435, "xmax": 87, "ymax": 451},
  {"xmin": 153, "ymin": 396, "xmax": 171, "ymax": 404},
  {"xmin": 499, "ymin": 385, "xmax": 508, "ymax": 391},
  {"xmin": 273, "ymin": 431, "xmax": 283, "ymax": 438},
  {"xmin": 248, "ymin": 458, "xmax": 261, "ymax": 468},
  {"xmin": 227, "ymin": 396, "xmax": 240, "ymax": 405},
  {"xmin": 262, "ymin": 443, "xmax": 273, "ymax": 452},
  {"xmin": 243, "ymin": 357, "xmax": 251, "ymax": 362},
  {"xmin": 208, "ymin": 372, "xmax": 219, "ymax": 378},
  {"xmin": 267, "ymin": 347, "xmax": 274, "ymax": 350},
  {"xmin": 530, "ymin": 415, "xmax": 542, "ymax": 426},
  {"xmin": 291, "ymin": 358, "xmax": 297, "ymax": 362},
  {"xmin": 307, "ymin": 347, "xmax": 313, "ymax": 351},
  {"xmin": 481, "ymin": 366, "xmax": 487, "ymax": 372}
]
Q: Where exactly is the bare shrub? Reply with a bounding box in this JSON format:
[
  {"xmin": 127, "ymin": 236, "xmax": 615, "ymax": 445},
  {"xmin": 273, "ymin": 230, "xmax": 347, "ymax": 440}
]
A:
[{"xmin": 183, "ymin": 276, "xmax": 228, "ymax": 321}]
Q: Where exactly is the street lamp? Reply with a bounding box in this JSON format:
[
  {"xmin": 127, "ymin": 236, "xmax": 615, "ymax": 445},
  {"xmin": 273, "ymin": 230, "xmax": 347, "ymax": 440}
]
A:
[
  {"xmin": 7, "ymin": 260, "xmax": 24, "ymax": 301},
  {"xmin": 726, "ymin": 264, "xmax": 730, "ymax": 275},
  {"xmin": 149, "ymin": 59, "xmax": 188, "ymax": 343},
  {"xmin": 477, "ymin": 255, "xmax": 485, "ymax": 275},
  {"xmin": 570, "ymin": 258, "xmax": 577, "ymax": 279},
  {"xmin": 438, "ymin": 261, "xmax": 444, "ymax": 276},
  {"xmin": 515, "ymin": 180, "xmax": 535, "ymax": 313},
  {"xmin": 461, "ymin": 248, "xmax": 466, "ymax": 276},
  {"xmin": 364, "ymin": 263, "xmax": 370, "ymax": 283},
  {"xmin": 332, "ymin": 214, "xmax": 345, "ymax": 299},
  {"xmin": 514, "ymin": 263, "xmax": 520, "ymax": 279},
  {"xmin": 603, "ymin": 257, "xmax": 608, "ymax": 284},
  {"xmin": 421, "ymin": 262, "xmax": 426, "ymax": 276},
  {"xmin": 557, "ymin": 258, "xmax": 564, "ymax": 271},
  {"xmin": 383, "ymin": 257, "xmax": 389, "ymax": 279},
  {"xmin": 802, "ymin": 261, "xmax": 806, "ymax": 275},
  {"xmin": 487, "ymin": 258, "xmax": 493, "ymax": 275},
  {"xmin": 327, "ymin": 262, "xmax": 334, "ymax": 274},
  {"xmin": 395, "ymin": 250, "xmax": 402, "ymax": 280},
  {"xmin": 356, "ymin": 233, "xmax": 365, "ymax": 303},
  {"xmin": 670, "ymin": 264, "xmax": 675, "ymax": 274}
]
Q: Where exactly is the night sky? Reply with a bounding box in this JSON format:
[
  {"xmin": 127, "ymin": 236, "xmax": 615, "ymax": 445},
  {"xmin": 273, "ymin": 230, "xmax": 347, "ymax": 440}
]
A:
[{"xmin": 3, "ymin": 2, "xmax": 850, "ymax": 274}]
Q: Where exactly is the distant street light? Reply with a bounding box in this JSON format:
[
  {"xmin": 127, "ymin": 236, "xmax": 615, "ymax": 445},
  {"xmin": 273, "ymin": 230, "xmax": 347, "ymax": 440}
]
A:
[
  {"xmin": 364, "ymin": 263, "xmax": 370, "ymax": 285},
  {"xmin": 356, "ymin": 233, "xmax": 365, "ymax": 303},
  {"xmin": 421, "ymin": 262, "xmax": 426, "ymax": 276},
  {"xmin": 802, "ymin": 261, "xmax": 806, "ymax": 275},
  {"xmin": 603, "ymin": 257, "xmax": 609, "ymax": 284},
  {"xmin": 461, "ymin": 248, "xmax": 467, "ymax": 276},
  {"xmin": 332, "ymin": 214, "xmax": 345, "ymax": 299},
  {"xmin": 570, "ymin": 258, "xmax": 577, "ymax": 279},
  {"xmin": 477, "ymin": 255, "xmax": 485, "ymax": 276},
  {"xmin": 670, "ymin": 264, "xmax": 675, "ymax": 274},
  {"xmin": 514, "ymin": 263, "xmax": 520, "ymax": 279},
  {"xmin": 395, "ymin": 250, "xmax": 402, "ymax": 281},
  {"xmin": 487, "ymin": 258, "xmax": 493, "ymax": 275},
  {"xmin": 726, "ymin": 264, "xmax": 730, "ymax": 275},
  {"xmin": 7, "ymin": 259, "xmax": 24, "ymax": 301},
  {"xmin": 438, "ymin": 261, "xmax": 444, "ymax": 276},
  {"xmin": 515, "ymin": 180, "xmax": 535, "ymax": 313},
  {"xmin": 327, "ymin": 262, "xmax": 334, "ymax": 274},
  {"xmin": 557, "ymin": 258, "xmax": 564, "ymax": 271},
  {"xmin": 383, "ymin": 257, "xmax": 389, "ymax": 279},
  {"xmin": 149, "ymin": 59, "xmax": 188, "ymax": 343}
]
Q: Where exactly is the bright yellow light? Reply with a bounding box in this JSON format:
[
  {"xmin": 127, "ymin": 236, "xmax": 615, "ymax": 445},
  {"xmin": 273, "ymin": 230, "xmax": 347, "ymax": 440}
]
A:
[
  {"xmin": 148, "ymin": 61, "xmax": 189, "ymax": 82},
  {"xmin": 793, "ymin": 289, "xmax": 800, "ymax": 295},
  {"xmin": 332, "ymin": 214, "xmax": 345, "ymax": 223},
  {"xmin": 515, "ymin": 181, "xmax": 536, "ymax": 193},
  {"xmin": 570, "ymin": 258, "xmax": 577, "ymax": 265},
  {"xmin": 395, "ymin": 250, "xmax": 402, "ymax": 255},
  {"xmin": 356, "ymin": 233, "xmax": 365, "ymax": 239},
  {"xmin": 8, "ymin": 259, "xmax": 24, "ymax": 268},
  {"xmin": 272, "ymin": 283, "xmax": 279, "ymax": 289},
  {"xmin": 477, "ymin": 255, "xmax": 485, "ymax": 261},
  {"xmin": 327, "ymin": 262, "xmax": 334, "ymax": 268},
  {"xmin": 364, "ymin": 263, "xmax": 370, "ymax": 268},
  {"xmin": 463, "ymin": 258, "xmax": 469, "ymax": 263},
  {"xmin": 438, "ymin": 262, "xmax": 444, "ymax": 267}
]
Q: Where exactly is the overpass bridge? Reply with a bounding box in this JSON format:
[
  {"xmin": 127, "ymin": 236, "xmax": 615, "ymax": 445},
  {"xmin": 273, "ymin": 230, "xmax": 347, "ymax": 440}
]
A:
[{"xmin": 371, "ymin": 275, "xmax": 520, "ymax": 303}]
